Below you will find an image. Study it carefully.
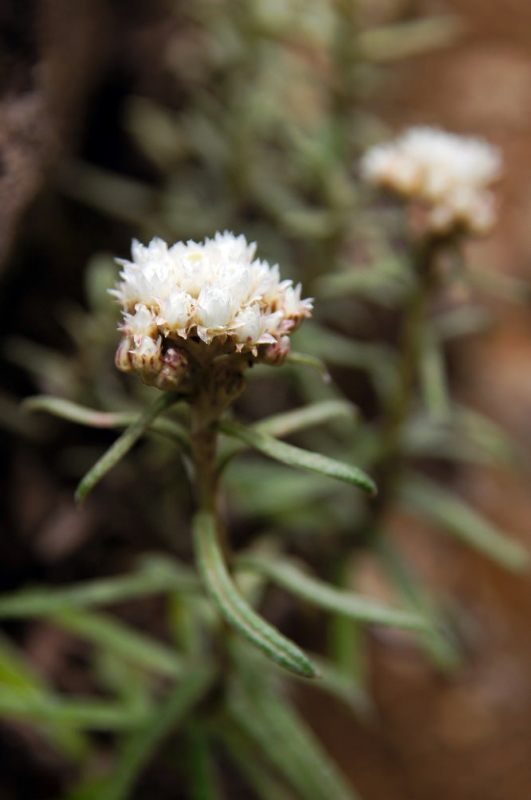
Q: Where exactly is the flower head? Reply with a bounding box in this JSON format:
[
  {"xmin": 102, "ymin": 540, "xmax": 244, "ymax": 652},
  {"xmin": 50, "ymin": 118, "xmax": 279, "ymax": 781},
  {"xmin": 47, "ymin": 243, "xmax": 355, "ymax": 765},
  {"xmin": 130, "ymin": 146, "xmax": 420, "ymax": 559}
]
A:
[
  {"xmin": 112, "ymin": 231, "xmax": 312, "ymax": 391},
  {"xmin": 360, "ymin": 127, "xmax": 502, "ymax": 235}
]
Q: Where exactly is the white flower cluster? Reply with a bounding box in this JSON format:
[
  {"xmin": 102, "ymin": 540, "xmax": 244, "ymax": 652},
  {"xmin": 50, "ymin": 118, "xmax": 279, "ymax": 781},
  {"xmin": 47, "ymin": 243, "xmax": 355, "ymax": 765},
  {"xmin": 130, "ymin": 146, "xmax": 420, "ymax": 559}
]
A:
[
  {"xmin": 112, "ymin": 232, "xmax": 312, "ymax": 390},
  {"xmin": 360, "ymin": 127, "xmax": 502, "ymax": 235}
]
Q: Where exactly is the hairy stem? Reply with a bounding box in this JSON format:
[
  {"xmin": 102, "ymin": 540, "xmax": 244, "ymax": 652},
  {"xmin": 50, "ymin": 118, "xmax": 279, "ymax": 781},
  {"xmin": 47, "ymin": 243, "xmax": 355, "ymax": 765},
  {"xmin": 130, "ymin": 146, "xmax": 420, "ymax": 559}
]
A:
[{"xmin": 190, "ymin": 405, "xmax": 219, "ymax": 516}]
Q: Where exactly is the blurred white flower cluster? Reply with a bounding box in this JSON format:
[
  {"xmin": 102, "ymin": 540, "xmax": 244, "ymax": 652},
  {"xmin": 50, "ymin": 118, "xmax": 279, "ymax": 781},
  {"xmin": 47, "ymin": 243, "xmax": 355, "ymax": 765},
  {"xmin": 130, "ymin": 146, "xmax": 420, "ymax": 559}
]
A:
[
  {"xmin": 112, "ymin": 232, "xmax": 312, "ymax": 390},
  {"xmin": 360, "ymin": 127, "xmax": 502, "ymax": 235}
]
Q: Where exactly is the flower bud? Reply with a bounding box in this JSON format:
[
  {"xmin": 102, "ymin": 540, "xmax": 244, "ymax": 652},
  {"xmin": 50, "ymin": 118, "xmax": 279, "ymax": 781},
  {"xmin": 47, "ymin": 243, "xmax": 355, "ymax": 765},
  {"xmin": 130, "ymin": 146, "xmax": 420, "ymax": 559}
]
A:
[
  {"xmin": 261, "ymin": 335, "xmax": 291, "ymax": 366},
  {"xmin": 115, "ymin": 336, "xmax": 134, "ymax": 372},
  {"xmin": 154, "ymin": 347, "xmax": 189, "ymax": 391}
]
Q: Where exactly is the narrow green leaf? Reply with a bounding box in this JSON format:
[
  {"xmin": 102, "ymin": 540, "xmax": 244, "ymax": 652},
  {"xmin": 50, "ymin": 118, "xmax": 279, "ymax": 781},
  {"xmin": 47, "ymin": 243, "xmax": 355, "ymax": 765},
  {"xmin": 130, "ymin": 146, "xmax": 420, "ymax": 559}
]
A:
[
  {"xmin": 52, "ymin": 608, "xmax": 184, "ymax": 677},
  {"xmin": 60, "ymin": 159, "xmax": 160, "ymax": 228},
  {"xmin": 187, "ymin": 721, "xmax": 223, "ymax": 800},
  {"xmin": 404, "ymin": 406, "xmax": 522, "ymax": 468},
  {"xmin": 43, "ymin": 698, "xmax": 148, "ymax": 730},
  {"xmin": 217, "ymin": 420, "xmax": 376, "ymax": 496},
  {"xmin": 404, "ymin": 418, "xmax": 497, "ymax": 466},
  {"xmin": 226, "ymin": 461, "xmax": 339, "ymax": 521},
  {"xmin": 300, "ymin": 654, "xmax": 372, "ymax": 718},
  {"xmin": 237, "ymin": 556, "xmax": 426, "ymax": 631},
  {"xmin": 24, "ymin": 395, "xmax": 188, "ymax": 446},
  {"xmin": 0, "ymin": 686, "xmax": 148, "ymax": 730},
  {"xmin": 228, "ymin": 673, "xmax": 359, "ymax": 800},
  {"xmin": 359, "ymin": 15, "xmax": 462, "ymax": 62},
  {"xmin": 453, "ymin": 405, "xmax": 522, "ymax": 467},
  {"xmin": 256, "ymin": 400, "xmax": 357, "ymax": 439},
  {"xmin": 0, "ymin": 635, "xmax": 90, "ymax": 757},
  {"xmin": 419, "ymin": 330, "xmax": 450, "ymax": 418},
  {"xmin": 218, "ymin": 400, "xmax": 357, "ymax": 470},
  {"xmin": 193, "ymin": 511, "xmax": 316, "ymax": 678},
  {"xmin": 375, "ymin": 538, "xmax": 462, "ymax": 671},
  {"xmin": 0, "ymin": 634, "xmax": 46, "ymax": 693},
  {"xmin": 432, "ymin": 306, "xmax": 493, "ymax": 341},
  {"xmin": 217, "ymin": 719, "xmax": 298, "ymax": 800},
  {"xmin": 399, "ymin": 474, "xmax": 530, "ymax": 572},
  {"xmin": 292, "ymin": 323, "xmax": 397, "ymax": 400},
  {"xmin": 93, "ymin": 668, "xmax": 215, "ymax": 800},
  {"xmin": 75, "ymin": 392, "xmax": 179, "ymax": 504},
  {"xmin": 0, "ymin": 556, "xmax": 200, "ymax": 619},
  {"xmin": 286, "ymin": 352, "xmax": 330, "ymax": 382},
  {"xmin": 314, "ymin": 257, "xmax": 412, "ymax": 307},
  {"xmin": 328, "ymin": 612, "xmax": 367, "ymax": 688},
  {"xmin": 94, "ymin": 651, "xmax": 151, "ymax": 714},
  {"xmin": 468, "ymin": 267, "xmax": 531, "ymax": 304},
  {"xmin": 0, "ymin": 390, "xmax": 42, "ymax": 439},
  {"xmin": 6, "ymin": 336, "xmax": 77, "ymax": 397}
]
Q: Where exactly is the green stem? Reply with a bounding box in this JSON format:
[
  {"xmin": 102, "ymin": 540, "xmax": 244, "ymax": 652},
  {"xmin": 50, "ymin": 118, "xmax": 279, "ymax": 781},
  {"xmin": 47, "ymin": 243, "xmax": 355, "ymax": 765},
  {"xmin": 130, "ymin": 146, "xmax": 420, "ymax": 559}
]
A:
[
  {"xmin": 331, "ymin": 0, "xmax": 361, "ymax": 160},
  {"xmin": 190, "ymin": 404, "xmax": 220, "ymax": 516},
  {"xmin": 193, "ymin": 512, "xmax": 316, "ymax": 678},
  {"xmin": 189, "ymin": 390, "xmax": 316, "ymax": 678},
  {"xmin": 373, "ymin": 236, "xmax": 441, "ymax": 514}
]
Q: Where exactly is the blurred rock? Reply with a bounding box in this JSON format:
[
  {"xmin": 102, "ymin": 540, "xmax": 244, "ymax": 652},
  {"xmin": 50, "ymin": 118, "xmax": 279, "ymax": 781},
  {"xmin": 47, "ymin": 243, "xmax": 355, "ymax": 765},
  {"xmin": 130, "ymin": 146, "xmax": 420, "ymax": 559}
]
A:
[{"xmin": 0, "ymin": 0, "xmax": 110, "ymax": 269}]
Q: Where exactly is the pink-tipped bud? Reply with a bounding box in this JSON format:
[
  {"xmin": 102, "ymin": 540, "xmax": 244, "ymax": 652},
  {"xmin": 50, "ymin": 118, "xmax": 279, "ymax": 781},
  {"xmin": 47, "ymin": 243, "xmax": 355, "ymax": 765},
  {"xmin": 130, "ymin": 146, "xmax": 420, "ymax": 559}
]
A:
[
  {"xmin": 115, "ymin": 336, "xmax": 134, "ymax": 372},
  {"xmin": 155, "ymin": 347, "xmax": 189, "ymax": 391},
  {"xmin": 262, "ymin": 335, "xmax": 291, "ymax": 366}
]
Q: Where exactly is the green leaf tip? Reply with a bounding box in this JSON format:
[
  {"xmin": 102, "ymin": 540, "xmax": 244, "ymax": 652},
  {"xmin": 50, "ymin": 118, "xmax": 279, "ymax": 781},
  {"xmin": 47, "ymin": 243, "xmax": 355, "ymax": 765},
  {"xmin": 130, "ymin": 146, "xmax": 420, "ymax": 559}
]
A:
[
  {"xmin": 217, "ymin": 420, "xmax": 377, "ymax": 497},
  {"xmin": 286, "ymin": 351, "xmax": 331, "ymax": 382},
  {"xmin": 237, "ymin": 557, "xmax": 427, "ymax": 632},
  {"xmin": 74, "ymin": 392, "xmax": 179, "ymax": 505},
  {"xmin": 193, "ymin": 511, "xmax": 317, "ymax": 679},
  {"xmin": 24, "ymin": 395, "xmax": 188, "ymax": 446}
]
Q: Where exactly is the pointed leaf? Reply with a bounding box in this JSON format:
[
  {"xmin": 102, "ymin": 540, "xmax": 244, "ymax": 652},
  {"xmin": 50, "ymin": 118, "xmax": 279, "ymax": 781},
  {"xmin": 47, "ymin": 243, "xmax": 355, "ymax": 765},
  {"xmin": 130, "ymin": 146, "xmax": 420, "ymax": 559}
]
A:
[
  {"xmin": 217, "ymin": 720, "xmax": 298, "ymax": 800},
  {"xmin": 375, "ymin": 538, "xmax": 462, "ymax": 671},
  {"xmin": 293, "ymin": 323, "xmax": 397, "ymax": 400},
  {"xmin": 193, "ymin": 512, "xmax": 316, "ymax": 678},
  {"xmin": 226, "ymin": 462, "xmax": 339, "ymax": 521},
  {"xmin": 399, "ymin": 474, "xmax": 530, "ymax": 572},
  {"xmin": 217, "ymin": 420, "xmax": 376, "ymax": 496},
  {"xmin": 468, "ymin": 267, "xmax": 531, "ymax": 303},
  {"xmin": 89, "ymin": 668, "xmax": 214, "ymax": 800},
  {"xmin": 359, "ymin": 15, "xmax": 462, "ymax": 62},
  {"xmin": 237, "ymin": 557, "xmax": 426, "ymax": 631},
  {"xmin": 404, "ymin": 406, "xmax": 522, "ymax": 468},
  {"xmin": 52, "ymin": 608, "xmax": 184, "ymax": 677},
  {"xmin": 286, "ymin": 352, "xmax": 330, "ymax": 382},
  {"xmin": 419, "ymin": 330, "xmax": 450, "ymax": 418},
  {"xmin": 0, "ymin": 634, "xmax": 89, "ymax": 757},
  {"xmin": 432, "ymin": 305, "xmax": 493, "ymax": 341},
  {"xmin": 314, "ymin": 257, "xmax": 412, "ymax": 307},
  {"xmin": 453, "ymin": 405, "xmax": 522, "ymax": 467},
  {"xmin": 186, "ymin": 722, "xmax": 223, "ymax": 800},
  {"xmin": 228, "ymin": 673, "xmax": 359, "ymax": 800},
  {"xmin": 255, "ymin": 400, "xmax": 357, "ymax": 439},
  {"xmin": 0, "ymin": 556, "xmax": 200, "ymax": 619},
  {"xmin": 0, "ymin": 687, "xmax": 148, "ymax": 730},
  {"xmin": 218, "ymin": 400, "xmax": 357, "ymax": 470},
  {"xmin": 75, "ymin": 392, "xmax": 179, "ymax": 504},
  {"xmin": 299, "ymin": 654, "xmax": 372, "ymax": 717},
  {"xmin": 24, "ymin": 395, "xmax": 188, "ymax": 446}
]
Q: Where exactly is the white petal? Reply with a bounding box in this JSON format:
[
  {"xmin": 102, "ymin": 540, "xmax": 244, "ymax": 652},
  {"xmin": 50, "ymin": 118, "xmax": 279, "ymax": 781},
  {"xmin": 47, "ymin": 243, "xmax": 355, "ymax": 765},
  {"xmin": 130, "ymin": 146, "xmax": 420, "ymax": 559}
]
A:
[{"xmin": 196, "ymin": 286, "xmax": 234, "ymax": 329}]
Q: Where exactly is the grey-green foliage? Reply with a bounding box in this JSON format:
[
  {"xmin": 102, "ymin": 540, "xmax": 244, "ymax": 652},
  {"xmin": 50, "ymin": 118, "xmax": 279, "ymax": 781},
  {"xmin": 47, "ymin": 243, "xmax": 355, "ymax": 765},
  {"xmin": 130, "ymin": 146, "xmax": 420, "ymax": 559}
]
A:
[{"xmin": 8, "ymin": 1, "xmax": 526, "ymax": 799}]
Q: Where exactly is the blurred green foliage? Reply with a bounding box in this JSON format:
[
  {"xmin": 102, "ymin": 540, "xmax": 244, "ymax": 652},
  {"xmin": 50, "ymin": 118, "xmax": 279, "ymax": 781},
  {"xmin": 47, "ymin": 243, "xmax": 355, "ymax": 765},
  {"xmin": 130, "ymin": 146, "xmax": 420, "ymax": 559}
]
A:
[{"xmin": 3, "ymin": 1, "xmax": 529, "ymax": 799}]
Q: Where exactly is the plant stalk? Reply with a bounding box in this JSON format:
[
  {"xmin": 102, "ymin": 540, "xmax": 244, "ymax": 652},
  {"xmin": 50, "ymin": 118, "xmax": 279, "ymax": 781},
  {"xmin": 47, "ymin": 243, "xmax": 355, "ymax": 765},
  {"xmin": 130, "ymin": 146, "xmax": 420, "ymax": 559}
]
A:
[{"xmin": 373, "ymin": 234, "xmax": 444, "ymax": 517}]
